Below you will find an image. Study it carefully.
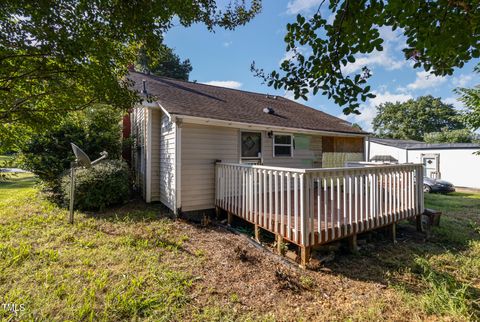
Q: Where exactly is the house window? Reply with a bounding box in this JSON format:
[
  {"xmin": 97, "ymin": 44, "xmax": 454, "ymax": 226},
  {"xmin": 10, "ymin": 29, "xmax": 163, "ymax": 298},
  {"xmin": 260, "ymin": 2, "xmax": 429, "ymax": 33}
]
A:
[{"xmin": 273, "ymin": 134, "xmax": 293, "ymax": 157}]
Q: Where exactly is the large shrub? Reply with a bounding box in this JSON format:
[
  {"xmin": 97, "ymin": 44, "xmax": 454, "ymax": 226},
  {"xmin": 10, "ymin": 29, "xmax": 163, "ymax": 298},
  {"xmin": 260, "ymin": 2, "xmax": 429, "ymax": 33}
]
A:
[
  {"xmin": 17, "ymin": 105, "xmax": 124, "ymax": 187},
  {"xmin": 61, "ymin": 160, "xmax": 131, "ymax": 211}
]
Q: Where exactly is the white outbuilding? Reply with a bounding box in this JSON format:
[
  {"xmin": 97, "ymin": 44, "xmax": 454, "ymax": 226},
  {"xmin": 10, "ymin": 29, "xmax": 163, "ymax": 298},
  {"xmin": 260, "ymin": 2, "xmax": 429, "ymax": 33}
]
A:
[{"xmin": 366, "ymin": 137, "xmax": 480, "ymax": 189}]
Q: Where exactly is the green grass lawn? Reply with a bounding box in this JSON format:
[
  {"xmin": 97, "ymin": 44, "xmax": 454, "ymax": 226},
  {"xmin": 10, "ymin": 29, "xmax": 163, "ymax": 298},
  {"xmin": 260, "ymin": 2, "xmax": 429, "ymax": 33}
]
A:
[
  {"xmin": 0, "ymin": 175, "xmax": 200, "ymax": 321},
  {"xmin": 0, "ymin": 173, "xmax": 37, "ymax": 201},
  {"xmin": 0, "ymin": 176, "xmax": 479, "ymax": 321},
  {"xmin": 412, "ymin": 193, "xmax": 480, "ymax": 318}
]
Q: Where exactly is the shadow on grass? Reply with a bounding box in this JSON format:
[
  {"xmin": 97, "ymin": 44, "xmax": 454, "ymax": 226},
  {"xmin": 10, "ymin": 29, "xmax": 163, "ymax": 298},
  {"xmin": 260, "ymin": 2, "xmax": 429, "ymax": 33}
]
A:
[
  {"xmin": 0, "ymin": 174, "xmax": 37, "ymax": 189},
  {"xmin": 82, "ymin": 198, "xmax": 196, "ymax": 256},
  {"xmin": 83, "ymin": 198, "xmax": 174, "ymax": 222}
]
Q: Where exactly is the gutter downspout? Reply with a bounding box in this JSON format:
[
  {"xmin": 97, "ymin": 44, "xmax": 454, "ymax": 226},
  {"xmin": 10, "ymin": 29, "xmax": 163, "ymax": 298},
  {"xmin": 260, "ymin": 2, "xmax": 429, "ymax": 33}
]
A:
[{"xmin": 366, "ymin": 137, "xmax": 371, "ymax": 162}]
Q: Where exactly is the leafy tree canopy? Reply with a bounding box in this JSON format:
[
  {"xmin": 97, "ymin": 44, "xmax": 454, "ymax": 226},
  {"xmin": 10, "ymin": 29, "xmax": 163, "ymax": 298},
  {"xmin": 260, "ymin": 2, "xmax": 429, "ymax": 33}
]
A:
[
  {"xmin": 457, "ymin": 65, "xmax": 480, "ymax": 131},
  {"xmin": 17, "ymin": 104, "xmax": 124, "ymax": 185},
  {"xmin": 424, "ymin": 128, "xmax": 478, "ymax": 144},
  {"xmin": 254, "ymin": 0, "xmax": 480, "ymax": 115},
  {"xmin": 136, "ymin": 46, "xmax": 193, "ymax": 81},
  {"xmin": 0, "ymin": 0, "xmax": 261, "ymax": 149},
  {"xmin": 372, "ymin": 95, "xmax": 466, "ymax": 141}
]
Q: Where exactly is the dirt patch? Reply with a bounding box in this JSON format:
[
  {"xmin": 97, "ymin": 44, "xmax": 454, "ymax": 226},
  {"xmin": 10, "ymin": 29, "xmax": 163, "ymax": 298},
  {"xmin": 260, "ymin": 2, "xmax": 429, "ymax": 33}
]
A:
[{"xmin": 162, "ymin": 219, "xmax": 433, "ymax": 321}]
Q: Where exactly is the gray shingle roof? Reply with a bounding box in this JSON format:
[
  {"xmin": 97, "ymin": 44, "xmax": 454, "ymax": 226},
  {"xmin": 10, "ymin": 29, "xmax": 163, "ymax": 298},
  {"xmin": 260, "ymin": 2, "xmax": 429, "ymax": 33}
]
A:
[
  {"xmin": 370, "ymin": 137, "xmax": 480, "ymax": 150},
  {"xmin": 128, "ymin": 72, "xmax": 367, "ymax": 135}
]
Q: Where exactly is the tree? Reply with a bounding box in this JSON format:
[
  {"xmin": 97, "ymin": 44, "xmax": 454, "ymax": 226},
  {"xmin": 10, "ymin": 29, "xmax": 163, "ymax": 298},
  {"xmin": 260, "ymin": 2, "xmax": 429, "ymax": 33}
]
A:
[
  {"xmin": 17, "ymin": 105, "xmax": 124, "ymax": 186},
  {"xmin": 137, "ymin": 46, "xmax": 193, "ymax": 81},
  {"xmin": 0, "ymin": 0, "xmax": 261, "ymax": 150},
  {"xmin": 253, "ymin": 1, "xmax": 480, "ymax": 115},
  {"xmin": 457, "ymin": 65, "xmax": 480, "ymax": 131},
  {"xmin": 372, "ymin": 96, "xmax": 466, "ymax": 141},
  {"xmin": 424, "ymin": 129, "xmax": 477, "ymax": 143},
  {"xmin": 351, "ymin": 123, "xmax": 363, "ymax": 131}
]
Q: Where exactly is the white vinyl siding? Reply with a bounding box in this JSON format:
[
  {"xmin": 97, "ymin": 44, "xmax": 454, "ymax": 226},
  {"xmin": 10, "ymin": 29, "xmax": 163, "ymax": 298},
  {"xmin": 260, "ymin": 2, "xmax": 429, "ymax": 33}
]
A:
[
  {"xmin": 181, "ymin": 123, "xmax": 238, "ymax": 211},
  {"xmin": 263, "ymin": 134, "xmax": 323, "ymax": 168},
  {"xmin": 150, "ymin": 109, "xmax": 161, "ymax": 201},
  {"xmin": 131, "ymin": 106, "xmax": 147, "ymax": 198},
  {"xmin": 159, "ymin": 113, "xmax": 176, "ymax": 210},
  {"xmin": 180, "ymin": 123, "xmax": 323, "ymax": 211}
]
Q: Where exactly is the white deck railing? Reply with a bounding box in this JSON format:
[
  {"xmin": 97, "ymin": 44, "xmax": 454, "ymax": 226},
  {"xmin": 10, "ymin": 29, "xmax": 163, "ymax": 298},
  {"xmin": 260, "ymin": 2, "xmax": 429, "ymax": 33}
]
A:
[{"xmin": 215, "ymin": 163, "xmax": 424, "ymax": 247}]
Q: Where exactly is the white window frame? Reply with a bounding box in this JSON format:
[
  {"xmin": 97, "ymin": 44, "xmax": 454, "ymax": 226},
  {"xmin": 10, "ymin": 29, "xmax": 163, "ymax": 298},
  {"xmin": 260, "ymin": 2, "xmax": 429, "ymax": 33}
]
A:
[{"xmin": 273, "ymin": 133, "xmax": 294, "ymax": 158}]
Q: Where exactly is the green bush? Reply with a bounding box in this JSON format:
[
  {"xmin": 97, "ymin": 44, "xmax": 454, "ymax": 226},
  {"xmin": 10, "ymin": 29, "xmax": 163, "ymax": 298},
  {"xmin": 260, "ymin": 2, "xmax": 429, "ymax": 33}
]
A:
[
  {"xmin": 61, "ymin": 160, "xmax": 131, "ymax": 211},
  {"xmin": 17, "ymin": 105, "xmax": 124, "ymax": 188}
]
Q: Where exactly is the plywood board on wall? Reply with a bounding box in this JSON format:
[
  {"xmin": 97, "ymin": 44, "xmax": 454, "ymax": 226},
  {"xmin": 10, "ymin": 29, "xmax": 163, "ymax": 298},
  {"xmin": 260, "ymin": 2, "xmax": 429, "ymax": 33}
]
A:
[{"xmin": 334, "ymin": 137, "xmax": 364, "ymax": 153}]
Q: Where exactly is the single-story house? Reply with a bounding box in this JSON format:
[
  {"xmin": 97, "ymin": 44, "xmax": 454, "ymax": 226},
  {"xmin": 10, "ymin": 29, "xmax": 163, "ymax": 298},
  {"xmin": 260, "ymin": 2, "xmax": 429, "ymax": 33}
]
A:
[
  {"xmin": 128, "ymin": 72, "xmax": 367, "ymax": 213},
  {"xmin": 367, "ymin": 137, "xmax": 480, "ymax": 189},
  {"xmin": 127, "ymin": 71, "xmax": 425, "ymax": 265}
]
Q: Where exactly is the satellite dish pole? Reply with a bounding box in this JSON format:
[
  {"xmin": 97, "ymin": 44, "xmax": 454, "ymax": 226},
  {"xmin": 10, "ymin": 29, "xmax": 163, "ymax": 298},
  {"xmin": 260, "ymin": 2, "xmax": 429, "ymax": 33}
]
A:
[
  {"xmin": 69, "ymin": 160, "xmax": 76, "ymax": 224},
  {"xmin": 69, "ymin": 143, "xmax": 108, "ymax": 224}
]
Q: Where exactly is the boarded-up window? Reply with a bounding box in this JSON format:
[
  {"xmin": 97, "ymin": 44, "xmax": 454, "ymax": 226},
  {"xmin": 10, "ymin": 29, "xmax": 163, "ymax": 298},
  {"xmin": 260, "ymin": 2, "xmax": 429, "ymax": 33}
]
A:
[{"xmin": 322, "ymin": 137, "xmax": 334, "ymax": 152}]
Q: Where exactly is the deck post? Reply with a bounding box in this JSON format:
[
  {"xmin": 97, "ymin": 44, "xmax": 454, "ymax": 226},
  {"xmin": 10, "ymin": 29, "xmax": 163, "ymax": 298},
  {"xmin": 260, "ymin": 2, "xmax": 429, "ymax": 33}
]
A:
[
  {"xmin": 215, "ymin": 206, "xmax": 221, "ymax": 220},
  {"xmin": 389, "ymin": 223, "xmax": 397, "ymax": 243},
  {"xmin": 254, "ymin": 224, "xmax": 261, "ymax": 242},
  {"xmin": 300, "ymin": 246, "xmax": 311, "ymax": 268},
  {"xmin": 276, "ymin": 234, "xmax": 284, "ymax": 255},
  {"xmin": 227, "ymin": 212, "xmax": 233, "ymax": 226},
  {"xmin": 348, "ymin": 234, "xmax": 358, "ymax": 253},
  {"xmin": 416, "ymin": 214, "xmax": 423, "ymax": 232}
]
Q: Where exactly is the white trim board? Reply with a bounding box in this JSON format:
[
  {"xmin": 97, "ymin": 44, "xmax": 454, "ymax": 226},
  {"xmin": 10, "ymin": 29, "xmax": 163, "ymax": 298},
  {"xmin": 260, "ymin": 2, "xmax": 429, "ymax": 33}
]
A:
[
  {"xmin": 175, "ymin": 120, "xmax": 182, "ymax": 213},
  {"xmin": 146, "ymin": 108, "xmax": 152, "ymax": 202}
]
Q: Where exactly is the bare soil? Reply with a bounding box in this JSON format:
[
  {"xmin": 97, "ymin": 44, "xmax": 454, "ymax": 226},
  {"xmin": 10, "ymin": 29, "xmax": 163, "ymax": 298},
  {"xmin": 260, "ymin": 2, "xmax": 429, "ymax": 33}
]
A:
[{"xmin": 155, "ymin": 211, "xmax": 434, "ymax": 321}]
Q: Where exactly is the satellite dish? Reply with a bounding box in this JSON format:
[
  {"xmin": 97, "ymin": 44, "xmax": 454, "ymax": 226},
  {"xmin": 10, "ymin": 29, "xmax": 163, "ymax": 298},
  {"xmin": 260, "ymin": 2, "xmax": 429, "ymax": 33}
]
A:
[
  {"xmin": 71, "ymin": 143, "xmax": 91, "ymax": 168},
  {"xmin": 68, "ymin": 143, "xmax": 108, "ymax": 224}
]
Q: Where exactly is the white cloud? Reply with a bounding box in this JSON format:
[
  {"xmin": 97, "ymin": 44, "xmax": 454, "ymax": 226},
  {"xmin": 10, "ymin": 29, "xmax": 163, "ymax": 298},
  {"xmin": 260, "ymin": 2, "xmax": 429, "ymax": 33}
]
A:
[
  {"xmin": 286, "ymin": 0, "xmax": 323, "ymax": 14},
  {"xmin": 342, "ymin": 48, "xmax": 405, "ymax": 75},
  {"xmin": 223, "ymin": 41, "xmax": 232, "ymax": 47},
  {"xmin": 443, "ymin": 96, "xmax": 464, "ymax": 109},
  {"xmin": 369, "ymin": 91, "xmax": 413, "ymax": 107},
  {"xmin": 342, "ymin": 27, "xmax": 406, "ymax": 75},
  {"xmin": 279, "ymin": 50, "xmax": 296, "ymax": 66},
  {"xmin": 407, "ymin": 71, "xmax": 447, "ymax": 90},
  {"xmin": 340, "ymin": 90, "xmax": 413, "ymax": 131},
  {"xmin": 284, "ymin": 90, "xmax": 311, "ymax": 102},
  {"xmin": 326, "ymin": 12, "xmax": 335, "ymax": 24},
  {"xmin": 452, "ymin": 73, "xmax": 474, "ymax": 87},
  {"xmin": 278, "ymin": 47, "xmax": 305, "ymax": 66},
  {"xmin": 201, "ymin": 80, "xmax": 242, "ymax": 89}
]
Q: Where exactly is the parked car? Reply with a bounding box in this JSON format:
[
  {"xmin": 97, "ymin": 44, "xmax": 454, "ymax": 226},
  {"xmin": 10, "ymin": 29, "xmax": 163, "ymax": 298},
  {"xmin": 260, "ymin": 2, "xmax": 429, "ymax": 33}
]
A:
[{"xmin": 423, "ymin": 177, "xmax": 455, "ymax": 193}]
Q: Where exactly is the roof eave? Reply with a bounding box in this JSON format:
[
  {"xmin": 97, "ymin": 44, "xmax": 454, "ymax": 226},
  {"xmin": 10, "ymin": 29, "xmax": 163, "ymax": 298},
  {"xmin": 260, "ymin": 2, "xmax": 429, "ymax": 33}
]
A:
[{"xmin": 173, "ymin": 114, "xmax": 368, "ymax": 137}]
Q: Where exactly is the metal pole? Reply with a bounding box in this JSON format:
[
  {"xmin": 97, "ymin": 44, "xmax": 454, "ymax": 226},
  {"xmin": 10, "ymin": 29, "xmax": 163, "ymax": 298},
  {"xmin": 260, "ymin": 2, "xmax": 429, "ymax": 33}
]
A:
[{"xmin": 69, "ymin": 161, "xmax": 76, "ymax": 224}]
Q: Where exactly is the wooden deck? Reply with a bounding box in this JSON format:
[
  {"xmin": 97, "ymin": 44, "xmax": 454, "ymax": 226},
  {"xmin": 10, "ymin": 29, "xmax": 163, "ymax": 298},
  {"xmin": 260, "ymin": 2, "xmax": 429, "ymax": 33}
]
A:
[{"xmin": 215, "ymin": 163, "xmax": 424, "ymax": 264}]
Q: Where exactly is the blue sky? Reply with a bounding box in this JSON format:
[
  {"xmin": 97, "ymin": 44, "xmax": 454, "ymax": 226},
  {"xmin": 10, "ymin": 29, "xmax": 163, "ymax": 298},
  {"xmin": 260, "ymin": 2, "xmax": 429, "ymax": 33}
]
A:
[{"xmin": 164, "ymin": 0, "xmax": 480, "ymax": 132}]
